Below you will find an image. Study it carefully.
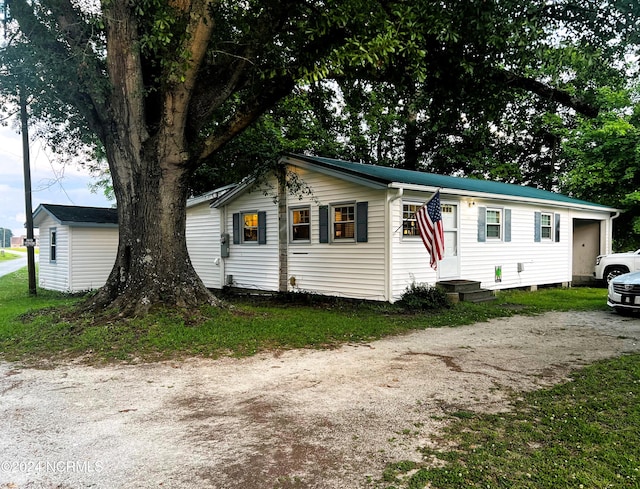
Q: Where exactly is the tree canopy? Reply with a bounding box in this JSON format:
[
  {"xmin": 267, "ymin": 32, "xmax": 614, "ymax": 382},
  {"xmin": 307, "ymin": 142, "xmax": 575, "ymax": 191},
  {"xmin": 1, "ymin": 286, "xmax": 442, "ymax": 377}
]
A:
[{"xmin": 1, "ymin": 0, "xmax": 638, "ymax": 314}]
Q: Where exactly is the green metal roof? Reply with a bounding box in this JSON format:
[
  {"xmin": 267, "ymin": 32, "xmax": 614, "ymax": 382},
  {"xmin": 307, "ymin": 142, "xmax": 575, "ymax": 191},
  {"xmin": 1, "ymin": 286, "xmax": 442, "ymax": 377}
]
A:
[{"xmin": 289, "ymin": 154, "xmax": 615, "ymax": 210}]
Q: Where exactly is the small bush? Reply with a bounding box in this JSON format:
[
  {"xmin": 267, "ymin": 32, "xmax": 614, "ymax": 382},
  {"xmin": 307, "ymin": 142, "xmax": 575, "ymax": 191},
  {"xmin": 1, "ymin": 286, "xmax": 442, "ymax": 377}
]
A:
[{"xmin": 399, "ymin": 282, "xmax": 451, "ymax": 311}]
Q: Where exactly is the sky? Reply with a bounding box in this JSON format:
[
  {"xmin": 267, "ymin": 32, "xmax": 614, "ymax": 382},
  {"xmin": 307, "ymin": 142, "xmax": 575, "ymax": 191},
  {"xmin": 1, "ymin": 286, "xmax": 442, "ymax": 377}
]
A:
[{"xmin": 0, "ymin": 124, "xmax": 112, "ymax": 237}]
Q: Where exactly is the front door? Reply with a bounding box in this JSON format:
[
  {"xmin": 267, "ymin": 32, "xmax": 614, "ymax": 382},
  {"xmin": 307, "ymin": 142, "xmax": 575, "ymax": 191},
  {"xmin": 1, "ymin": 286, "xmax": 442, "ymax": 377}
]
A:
[{"xmin": 439, "ymin": 203, "xmax": 459, "ymax": 278}]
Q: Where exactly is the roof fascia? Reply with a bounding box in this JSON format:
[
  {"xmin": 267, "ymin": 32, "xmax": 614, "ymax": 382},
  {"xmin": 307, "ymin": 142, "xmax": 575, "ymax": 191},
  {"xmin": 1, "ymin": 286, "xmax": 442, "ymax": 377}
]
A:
[
  {"xmin": 188, "ymin": 184, "xmax": 238, "ymax": 208},
  {"xmin": 211, "ymin": 178, "xmax": 256, "ymax": 208},
  {"xmin": 389, "ymin": 183, "xmax": 621, "ymax": 213},
  {"xmin": 58, "ymin": 222, "xmax": 118, "ymax": 228},
  {"xmin": 281, "ymin": 155, "xmax": 389, "ymax": 190},
  {"xmin": 32, "ymin": 205, "xmax": 61, "ymax": 228}
]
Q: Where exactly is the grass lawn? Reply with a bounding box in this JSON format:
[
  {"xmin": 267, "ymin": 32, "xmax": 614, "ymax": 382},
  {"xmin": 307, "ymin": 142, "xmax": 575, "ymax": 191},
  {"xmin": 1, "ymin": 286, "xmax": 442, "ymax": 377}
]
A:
[
  {"xmin": 1, "ymin": 267, "xmax": 635, "ymax": 489},
  {"xmin": 0, "ymin": 250, "xmax": 21, "ymax": 261},
  {"xmin": 8, "ymin": 246, "xmax": 40, "ymax": 254},
  {"xmin": 0, "ymin": 267, "xmax": 609, "ymax": 363},
  {"xmin": 380, "ymin": 353, "xmax": 640, "ymax": 489}
]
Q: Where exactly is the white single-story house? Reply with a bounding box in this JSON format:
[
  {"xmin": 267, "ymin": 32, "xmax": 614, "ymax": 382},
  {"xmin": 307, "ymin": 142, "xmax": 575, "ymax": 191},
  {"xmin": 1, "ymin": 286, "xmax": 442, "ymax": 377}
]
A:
[
  {"xmin": 33, "ymin": 155, "xmax": 620, "ymax": 300},
  {"xmin": 33, "ymin": 204, "xmax": 119, "ymax": 292},
  {"xmin": 187, "ymin": 154, "xmax": 620, "ymax": 302}
]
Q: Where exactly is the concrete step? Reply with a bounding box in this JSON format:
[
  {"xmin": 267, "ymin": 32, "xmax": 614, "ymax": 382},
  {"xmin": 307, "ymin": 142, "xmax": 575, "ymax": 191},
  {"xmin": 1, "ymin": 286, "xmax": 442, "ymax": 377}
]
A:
[
  {"xmin": 437, "ymin": 280, "xmax": 482, "ymax": 293},
  {"xmin": 459, "ymin": 289, "xmax": 496, "ymax": 303}
]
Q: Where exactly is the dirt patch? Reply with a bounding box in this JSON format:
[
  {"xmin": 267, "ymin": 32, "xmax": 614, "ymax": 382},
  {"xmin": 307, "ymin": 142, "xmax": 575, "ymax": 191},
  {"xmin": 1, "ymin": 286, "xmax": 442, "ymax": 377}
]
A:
[{"xmin": 1, "ymin": 310, "xmax": 639, "ymax": 489}]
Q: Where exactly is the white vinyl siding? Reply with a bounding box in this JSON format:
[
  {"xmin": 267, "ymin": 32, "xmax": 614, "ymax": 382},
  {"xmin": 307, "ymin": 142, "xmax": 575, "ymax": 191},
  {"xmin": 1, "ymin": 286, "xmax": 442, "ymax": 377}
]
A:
[
  {"xmin": 392, "ymin": 194, "xmax": 446, "ymax": 300},
  {"xmin": 459, "ymin": 202, "xmax": 571, "ymax": 290},
  {"xmin": 68, "ymin": 227, "xmax": 118, "ymax": 292},
  {"xmin": 38, "ymin": 216, "xmax": 70, "ymax": 292},
  {"xmin": 286, "ymin": 170, "xmax": 386, "ymax": 300},
  {"xmin": 224, "ymin": 180, "xmax": 280, "ymax": 292},
  {"xmin": 186, "ymin": 202, "xmax": 222, "ymax": 289}
]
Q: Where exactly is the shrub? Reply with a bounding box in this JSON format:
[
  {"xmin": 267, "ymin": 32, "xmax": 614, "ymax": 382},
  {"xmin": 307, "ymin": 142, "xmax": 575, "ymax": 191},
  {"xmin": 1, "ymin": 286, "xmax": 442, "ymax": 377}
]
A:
[{"xmin": 399, "ymin": 282, "xmax": 451, "ymax": 311}]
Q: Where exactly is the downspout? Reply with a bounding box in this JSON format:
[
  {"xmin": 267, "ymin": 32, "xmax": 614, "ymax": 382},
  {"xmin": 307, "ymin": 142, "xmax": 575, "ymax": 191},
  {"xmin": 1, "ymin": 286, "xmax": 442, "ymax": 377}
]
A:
[{"xmin": 385, "ymin": 187, "xmax": 404, "ymax": 302}]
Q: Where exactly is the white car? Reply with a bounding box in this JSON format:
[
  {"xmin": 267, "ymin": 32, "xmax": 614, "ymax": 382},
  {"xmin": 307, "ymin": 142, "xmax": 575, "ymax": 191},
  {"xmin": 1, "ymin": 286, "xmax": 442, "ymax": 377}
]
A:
[
  {"xmin": 594, "ymin": 249, "xmax": 640, "ymax": 284},
  {"xmin": 608, "ymin": 271, "xmax": 640, "ymax": 314}
]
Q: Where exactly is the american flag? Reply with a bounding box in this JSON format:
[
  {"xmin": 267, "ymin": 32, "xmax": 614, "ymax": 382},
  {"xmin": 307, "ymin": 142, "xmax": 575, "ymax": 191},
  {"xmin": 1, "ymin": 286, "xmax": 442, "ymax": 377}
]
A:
[{"xmin": 416, "ymin": 191, "xmax": 445, "ymax": 270}]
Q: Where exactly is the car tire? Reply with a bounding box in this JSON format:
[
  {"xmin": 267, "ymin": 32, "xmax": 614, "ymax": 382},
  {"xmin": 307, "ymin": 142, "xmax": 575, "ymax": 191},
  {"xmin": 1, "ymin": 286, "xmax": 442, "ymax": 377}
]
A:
[{"xmin": 605, "ymin": 266, "xmax": 629, "ymax": 284}]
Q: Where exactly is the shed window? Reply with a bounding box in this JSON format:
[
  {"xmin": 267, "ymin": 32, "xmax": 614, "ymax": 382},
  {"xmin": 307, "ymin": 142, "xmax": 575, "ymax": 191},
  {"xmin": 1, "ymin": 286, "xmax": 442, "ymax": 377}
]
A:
[
  {"xmin": 291, "ymin": 207, "xmax": 310, "ymax": 242},
  {"xmin": 49, "ymin": 228, "xmax": 57, "ymax": 262}
]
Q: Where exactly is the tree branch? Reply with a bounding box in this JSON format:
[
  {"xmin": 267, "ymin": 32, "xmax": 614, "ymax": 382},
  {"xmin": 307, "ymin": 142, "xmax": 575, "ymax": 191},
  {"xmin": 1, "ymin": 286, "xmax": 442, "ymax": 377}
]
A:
[
  {"xmin": 197, "ymin": 77, "xmax": 296, "ymax": 162},
  {"xmin": 6, "ymin": 0, "xmax": 108, "ymax": 136},
  {"xmin": 160, "ymin": 0, "xmax": 217, "ymax": 161},
  {"xmin": 102, "ymin": 1, "xmax": 149, "ymax": 159},
  {"xmin": 496, "ymin": 69, "xmax": 599, "ymax": 118}
]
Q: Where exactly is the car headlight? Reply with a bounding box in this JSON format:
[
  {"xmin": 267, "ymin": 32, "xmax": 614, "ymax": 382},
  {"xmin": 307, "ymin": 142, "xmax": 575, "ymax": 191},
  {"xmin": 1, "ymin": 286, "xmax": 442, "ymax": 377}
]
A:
[{"xmin": 596, "ymin": 256, "xmax": 602, "ymax": 265}]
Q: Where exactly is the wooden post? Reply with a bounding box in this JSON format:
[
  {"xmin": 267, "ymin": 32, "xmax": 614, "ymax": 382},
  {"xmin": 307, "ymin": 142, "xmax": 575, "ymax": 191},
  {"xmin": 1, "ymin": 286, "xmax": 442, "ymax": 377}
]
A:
[{"xmin": 19, "ymin": 87, "xmax": 37, "ymax": 296}]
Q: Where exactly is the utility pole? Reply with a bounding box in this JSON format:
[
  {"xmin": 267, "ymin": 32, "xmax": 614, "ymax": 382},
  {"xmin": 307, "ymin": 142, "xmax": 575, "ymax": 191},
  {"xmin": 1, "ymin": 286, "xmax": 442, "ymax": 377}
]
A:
[{"xmin": 20, "ymin": 87, "xmax": 37, "ymax": 296}]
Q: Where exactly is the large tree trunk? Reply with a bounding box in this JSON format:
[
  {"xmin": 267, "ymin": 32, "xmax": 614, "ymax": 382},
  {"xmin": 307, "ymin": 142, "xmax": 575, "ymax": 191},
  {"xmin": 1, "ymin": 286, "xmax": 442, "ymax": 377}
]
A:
[
  {"xmin": 84, "ymin": 0, "xmax": 217, "ymax": 316},
  {"xmin": 86, "ymin": 142, "xmax": 216, "ymax": 316}
]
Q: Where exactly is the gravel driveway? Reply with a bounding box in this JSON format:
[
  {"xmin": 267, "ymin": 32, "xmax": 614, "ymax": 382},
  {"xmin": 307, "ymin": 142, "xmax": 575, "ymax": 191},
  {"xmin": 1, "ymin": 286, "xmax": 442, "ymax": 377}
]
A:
[{"xmin": 1, "ymin": 310, "xmax": 638, "ymax": 489}]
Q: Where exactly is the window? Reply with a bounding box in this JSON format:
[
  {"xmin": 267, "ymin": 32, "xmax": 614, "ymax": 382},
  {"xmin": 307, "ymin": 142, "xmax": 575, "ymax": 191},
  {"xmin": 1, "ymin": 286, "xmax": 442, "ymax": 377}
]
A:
[
  {"xmin": 49, "ymin": 228, "xmax": 57, "ymax": 262},
  {"xmin": 333, "ymin": 204, "xmax": 355, "ymax": 240},
  {"xmin": 243, "ymin": 212, "xmax": 258, "ymax": 242},
  {"xmin": 535, "ymin": 211, "xmax": 559, "ymax": 243},
  {"xmin": 478, "ymin": 207, "xmax": 511, "ymax": 243},
  {"xmin": 486, "ymin": 209, "xmax": 502, "ymax": 239},
  {"xmin": 403, "ymin": 202, "xmax": 454, "ymax": 238},
  {"xmin": 319, "ymin": 202, "xmax": 368, "ymax": 243},
  {"xmin": 541, "ymin": 213, "xmax": 552, "ymax": 239},
  {"xmin": 402, "ymin": 203, "xmax": 420, "ymax": 236},
  {"xmin": 291, "ymin": 207, "xmax": 310, "ymax": 242},
  {"xmin": 232, "ymin": 211, "xmax": 267, "ymax": 244}
]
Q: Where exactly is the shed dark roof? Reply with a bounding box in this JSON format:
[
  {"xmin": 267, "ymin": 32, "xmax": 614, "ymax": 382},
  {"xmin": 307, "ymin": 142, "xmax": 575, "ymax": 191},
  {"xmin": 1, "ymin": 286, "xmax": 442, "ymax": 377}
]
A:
[
  {"xmin": 287, "ymin": 154, "xmax": 615, "ymax": 210},
  {"xmin": 33, "ymin": 204, "xmax": 118, "ymax": 226}
]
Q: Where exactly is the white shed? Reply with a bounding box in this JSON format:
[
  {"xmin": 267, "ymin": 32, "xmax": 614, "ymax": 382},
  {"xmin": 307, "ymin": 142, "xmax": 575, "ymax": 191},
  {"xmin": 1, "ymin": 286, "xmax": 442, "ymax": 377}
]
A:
[
  {"xmin": 33, "ymin": 204, "xmax": 119, "ymax": 292},
  {"xmin": 34, "ymin": 186, "xmax": 235, "ymax": 293}
]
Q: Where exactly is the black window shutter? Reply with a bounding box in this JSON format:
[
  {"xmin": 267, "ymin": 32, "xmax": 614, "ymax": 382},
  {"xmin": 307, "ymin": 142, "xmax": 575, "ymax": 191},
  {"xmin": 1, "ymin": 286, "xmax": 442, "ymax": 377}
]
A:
[
  {"xmin": 232, "ymin": 213, "xmax": 240, "ymax": 244},
  {"xmin": 477, "ymin": 207, "xmax": 486, "ymax": 242},
  {"xmin": 555, "ymin": 213, "xmax": 561, "ymax": 242},
  {"xmin": 504, "ymin": 209, "xmax": 512, "ymax": 242},
  {"xmin": 258, "ymin": 211, "xmax": 267, "ymax": 244},
  {"xmin": 534, "ymin": 212, "xmax": 541, "ymax": 242},
  {"xmin": 356, "ymin": 202, "xmax": 368, "ymax": 243},
  {"xmin": 319, "ymin": 206, "xmax": 329, "ymax": 243}
]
